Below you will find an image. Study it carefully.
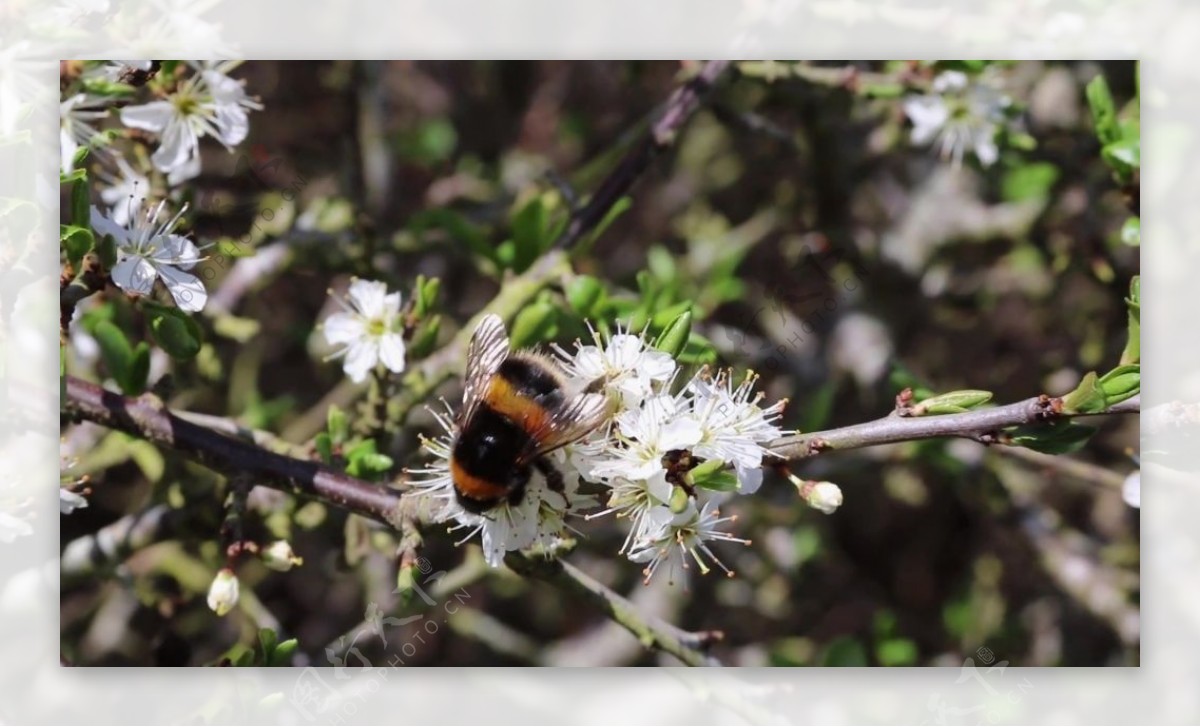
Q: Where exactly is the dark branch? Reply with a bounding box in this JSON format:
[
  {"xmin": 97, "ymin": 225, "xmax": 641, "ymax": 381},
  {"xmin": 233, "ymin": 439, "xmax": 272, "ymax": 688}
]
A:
[{"xmin": 553, "ymin": 60, "xmax": 731, "ymax": 250}]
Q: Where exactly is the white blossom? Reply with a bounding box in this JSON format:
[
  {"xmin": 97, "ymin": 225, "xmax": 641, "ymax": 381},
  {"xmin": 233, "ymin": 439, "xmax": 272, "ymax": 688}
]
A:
[
  {"xmin": 120, "ymin": 61, "xmax": 261, "ymax": 182},
  {"xmin": 681, "ymin": 370, "xmax": 786, "ymax": 494},
  {"xmin": 261, "ymin": 539, "xmax": 303, "ymax": 571},
  {"xmin": 90, "ymin": 201, "xmax": 208, "ymax": 312},
  {"xmin": 60, "ymin": 92, "xmax": 111, "ymax": 174},
  {"xmin": 627, "ymin": 499, "xmax": 748, "ymax": 585},
  {"xmin": 407, "ymin": 408, "xmax": 594, "ymax": 567},
  {"xmin": 553, "ymin": 325, "xmax": 676, "ymax": 410},
  {"xmin": 206, "ymin": 568, "xmax": 239, "ymax": 616},
  {"xmin": 806, "ymin": 480, "xmax": 844, "ymax": 515},
  {"xmin": 322, "ymin": 279, "xmax": 407, "ymax": 383},
  {"xmin": 903, "ymin": 70, "xmax": 1010, "ymax": 167}
]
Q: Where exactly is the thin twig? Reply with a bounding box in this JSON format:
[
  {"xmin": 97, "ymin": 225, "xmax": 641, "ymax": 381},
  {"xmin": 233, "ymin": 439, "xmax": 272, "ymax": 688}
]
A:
[
  {"xmin": 769, "ymin": 394, "xmax": 1140, "ymax": 461},
  {"xmin": 504, "ymin": 553, "xmax": 723, "ymax": 667}
]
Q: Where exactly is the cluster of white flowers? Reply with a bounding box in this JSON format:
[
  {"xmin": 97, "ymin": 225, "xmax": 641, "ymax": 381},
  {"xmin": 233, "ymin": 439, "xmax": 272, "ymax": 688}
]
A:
[
  {"xmin": 903, "ymin": 70, "xmax": 1011, "ymax": 168},
  {"xmin": 409, "ymin": 323, "xmax": 789, "ymax": 584}
]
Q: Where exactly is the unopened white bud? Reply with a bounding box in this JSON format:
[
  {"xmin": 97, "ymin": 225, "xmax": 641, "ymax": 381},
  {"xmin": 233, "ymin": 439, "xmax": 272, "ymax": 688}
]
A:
[
  {"xmin": 207, "ymin": 568, "xmax": 240, "ymax": 617},
  {"xmin": 790, "ymin": 474, "xmax": 844, "ymax": 515},
  {"xmin": 261, "ymin": 540, "xmax": 303, "ymax": 571}
]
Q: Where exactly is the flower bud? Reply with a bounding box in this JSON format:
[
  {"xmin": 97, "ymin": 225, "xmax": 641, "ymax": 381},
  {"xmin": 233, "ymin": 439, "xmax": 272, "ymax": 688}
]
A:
[
  {"xmin": 789, "ymin": 474, "xmax": 844, "ymax": 515},
  {"xmin": 207, "ymin": 568, "xmax": 240, "ymax": 616},
  {"xmin": 261, "ymin": 540, "xmax": 303, "ymax": 572},
  {"xmin": 806, "ymin": 481, "xmax": 844, "ymax": 514}
]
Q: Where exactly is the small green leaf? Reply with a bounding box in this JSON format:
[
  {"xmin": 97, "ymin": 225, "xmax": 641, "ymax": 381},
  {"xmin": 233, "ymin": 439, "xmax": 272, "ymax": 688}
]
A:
[
  {"xmin": 146, "ymin": 305, "xmax": 203, "ymax": 359},
  {"xmin": 821, "ymin": 636, "xmax": 869, "ymax": 667},
  {"xmin": 915, "ymin": 389, "xmax": 993, "ymax": 416},
  {"xmin": 510, "ymin": 302, "xmax": 558, "ymax": 349},
  {"xmin": 326, "ymin": 405, "xmax": 348, "ymax": 445},
  {"xmin": 511, "ymin": 197, "xmax": 548, "ymax": 273},
  {"xmin": 684, "ymin": 458, "xmax": 726, "ymax": 486},
  {"xmin": 1008, "ymin": 421, "xmax": 1098, "ymax": 454},
  {"xmin": 71, "ymin": 144, "xmax": 90, "ymax": 170},
  {"xmin": 676, "ymin": 331, "xmax": 718, "ymax": 365},
  {"xmin": 1102, "ymin": 137, "xmax": 1140, "ymax": 176},
  {"xmin": 71, "ymin": 178, "xmax": 91, "ymax": 227},
  {"xmin": 577, "ymin": 196, "xmax": 631, "ymax": 252},
  {"xmin": 95, "ymin": 233, "xmax": 117, "ymax": 269},
  {"xmin": 1121, "ymin": 276, "xmax": 1140, "ymax": 365},
  {"xmin": 566, "ymin": 275, "xmax": 605, "ymax": 317},
  {"xmin": 1086, "ymin": 74, "xmax": 1119, "ymax": 145},
  {"xmin": 61, "ymin": 225, "xmax": 94, "ymax": 272},
  {"xmin": 1098, "ymin": 364, "xmax": 1139, "ymax": 405},
  {"xmin": 270, "ymin": 639, "xmax": 298, "ymax": 667},
  {"xmin": 1002, "ymin": 162, "xmax": 1059, "ymax": 203},
  {"xmin": 416, "ymin": 275, "xmax": 441, "ymax": 318},
  {"xmin": 876, "ymin": 638, "xmax": 918, "ymax": 666},
  {"xmin": 668, "ymin": 485, "xmax": 691, "ymax": 513},
  {"xmin": 93, "ymin": 320, "xmax": 133, "ymax": 392},
  {"xmin": 80, "ymin": 77, "xmax": 137, "ymax": 97},
  {"xmin": 693, "ymin": 470, "xmax": 740, "ymax": 492},
  {"xmin": 408, "ymin": 314, "xmax": 441, "ymax": 359},
  {"xmin": 314, "ymin": 432, "xmax": 334, "ymax": 464},
  {"xmin": 125, "ymin": 342, "xmax": 151, "ymax": 395},
  {"xmin": 653, "ymin": 310, "xmax": 693, "ymax": 359},
  {"xmin": 258, "ymin": 628, "xmax": 278, "ymax": 659},
  {"xmin": 1061, "ymin": 372, "xmax": 1107, "ymax": 414}
]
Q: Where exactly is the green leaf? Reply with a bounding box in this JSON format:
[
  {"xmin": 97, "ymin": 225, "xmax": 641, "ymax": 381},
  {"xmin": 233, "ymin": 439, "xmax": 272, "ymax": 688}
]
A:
[
  {"xmin": 1086, "ymin": 74, "xmax": 1120, "ymax": 145},
  {"xmin": 326, "ymin": 405, "xmax": 348, "ymax": 445},
  {"xmin": 93, "ymin": 320, "xmax": 134, "ymax": 393},
  {"xmin": 821, "ymin": 636, "xmax": 869, "ymax": 667},
  {"xmin": 668, "ymin": 485, "xmax": 691, "ymax": 513},
  {"xmin": 566, "ymin": 275, "xmax": 605, "ymax": 318},
  {"xmin": 693, "ymin": 470, "xmax": 740, "ymax": 492},
  {"xmin": 511, "ymin": 197, "xmax": 548, "ymax": 273},
  {"xmin": 1061, "ymin": 372, "xmax": 1107, "ymax": 414},
  {"xmin": 95, "ymin": 233, "xmax": 117, "ymax": 269},
  {"xmin": 61, "ymin": 225, "xmax": 94, "ymax": 272},
  {"xmin": 415, "ymin": 275, "xmax": 441, "ymax": 318},
  {"xmin": 314, "ymin": 432, "xmax": 334, "ymax": 464},
  {"xmin": 1122, "ymin": 276, "xmax": 1140, "ymax": 365},
  {"xmin": 258, "ymin": 628, "xmax": 278, "ymax": 659},
  {"xmin": 915, "ymin": 389, "xmax": 993, "ymax": 416},
  {"xmin": 125, "ymin": 342, "xmax": 151, "ymax": 395},
  {"xmin": 1098, "ymin": 364, "xmax": 1139, "ymax": 405},
  {"xmin": 1102, "ymin": 137, "xmax": 1140, "ymax": 176},
  {"xmin": 71, "ymin": 144, "xmax": 90, "ymax": 171},
  {"xmin": 1008, "ymin": 421, "xmax": 1098, "ymax": 455},
  {"xmin": 653, "ymin": 309, "xmax": 693, "ymax": 359},
  {"xmin": 408, "ymin": 314, "xmax": 441, "ymax": 359},
  {"xmin": 1002, "ymin": 162, "xmax": 1059, "ymax": 202},
  {"xmin": 71, "ymin": 178, "xmax": 91, "ymax": 227},
  {"xmin": 876, "ymin": 638, "xmax": 918, "ymax": 666},
  {"xmin": 80, "ymin": 77, "xmax": 137, "ymax": 97},
  {"xmin": 270, "ymin": 638, "xmax": 298, "ymax": 667},
  {"xmin": 510, "ymin": 301, "xmax": 558, "ymax": 349},
  {"xmin": 216, "ymin": 238, "xmax": 257, "ymax": 258},
  {"xmin": 145, "ymin": 304, "xmax": 204, "ymax": 359},
  {"xmin": 1120, "ymin": 217, "xmax": 1140, "ymax": 247}
]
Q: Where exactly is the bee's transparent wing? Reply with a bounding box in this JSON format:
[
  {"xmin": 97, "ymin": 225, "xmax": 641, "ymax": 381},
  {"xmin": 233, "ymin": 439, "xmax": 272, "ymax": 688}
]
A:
[
  {"xmin": 525, "ymin": 391, "xmax": 612, "ymax": 459},
  {"xmin": 460, "ymin": 314, "xmax": 510, "ymax": 425}
]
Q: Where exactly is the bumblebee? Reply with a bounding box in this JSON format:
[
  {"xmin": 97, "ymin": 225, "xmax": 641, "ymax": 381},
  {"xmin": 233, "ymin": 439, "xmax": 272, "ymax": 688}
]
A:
[{"xmin": 450, "ymin": 314, "xmax": 611, "ymax": 513}]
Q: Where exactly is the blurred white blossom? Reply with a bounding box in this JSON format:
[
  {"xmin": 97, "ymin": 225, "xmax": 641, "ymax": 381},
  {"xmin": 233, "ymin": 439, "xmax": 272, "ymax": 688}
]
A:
[
  {"xmin": 97, "ymin": 155, "xmax": 149, "ymax": 226},
  {"xmin": 60, "ymin": 92, "xmax": 111, "ymax": 173},
  {"xmin": 206, "ymin": 568, "xmax": 239, "ymax": 616},
  {"xmin": 59, "ymin": 488, "xmax": 88, "ymax": 514},
  {"xmin": 90, "ymin": 201, "xmax": 208, "ymax": 312},
  {"xmin": 904, "ymin": 70, "xmax": 1010, "ymax": 167},
  {"xmin": 1122, "ymin": 471, "xmax": 1140, "ymax": 509},
  {"xmin": 322, "ymin": 279, "xmax": 407, "ymax": 383}
]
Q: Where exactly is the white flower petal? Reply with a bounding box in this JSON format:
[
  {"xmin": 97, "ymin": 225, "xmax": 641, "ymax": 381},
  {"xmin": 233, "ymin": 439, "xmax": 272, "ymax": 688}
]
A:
[
  {"xmin": 89, "ymin": 205, "xmax": 130, "ymax": 246},
  {"xmin": 60, "ymin": 488, "xmax": 89, "ymax": 514},
  {"xmin": 157, "ymin": 263, "xmax": 207, "ymax": 312},
  {"xmin": 151, "ymin": 118, "xmax": 199, "ymax": 174},
  {"xmin": 347, "ymin": 279, "xmax": 388, "ymax": 318},
  {"xmin": 904, "ymin": 96, "xmax": 948, "ymax": 145},
  {"xmin": 120, "ymin": 100, "xmax": 175, "ymax": 133},
  {"xmin": 378, "ymin": 333, "xmax": 407, "ymax": 373},
  {"xmin": 111, "ymin": 255, "xmax": 157, "ymax": 295},
  {"xmin": 323, "ymin": 312, "xmax": 366, "ymax": 345},
  {"xmin": 343, "ymin": 339, "xmax": 379, "ymax": 383}
]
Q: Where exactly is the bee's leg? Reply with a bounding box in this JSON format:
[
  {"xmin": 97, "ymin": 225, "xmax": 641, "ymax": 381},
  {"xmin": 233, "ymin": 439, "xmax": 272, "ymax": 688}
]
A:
[{"xmin": 534, "ymin": 457, "xmax": 565, "ymax": 493}]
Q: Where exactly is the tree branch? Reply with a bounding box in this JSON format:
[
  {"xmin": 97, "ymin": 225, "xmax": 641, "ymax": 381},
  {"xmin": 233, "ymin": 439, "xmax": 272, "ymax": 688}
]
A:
[
  {"xmin": 553, "ymin": 60, "xmax": 731, "ymax": 250},
  {"xmin": 504, "ymin": 553, "xmax": 723, "ymax": 667},
  {"xmin": 769, "ymin": 394, "xmax": 1140, "ymax": 461}
]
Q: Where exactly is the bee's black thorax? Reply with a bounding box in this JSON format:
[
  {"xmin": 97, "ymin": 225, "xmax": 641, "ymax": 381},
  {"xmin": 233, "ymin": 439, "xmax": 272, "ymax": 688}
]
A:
[{"xmin": 497, "ymin": 356, "xmax": 566, "ymax": 408}]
